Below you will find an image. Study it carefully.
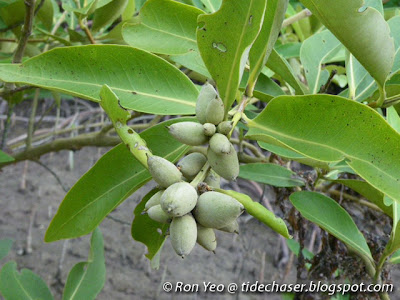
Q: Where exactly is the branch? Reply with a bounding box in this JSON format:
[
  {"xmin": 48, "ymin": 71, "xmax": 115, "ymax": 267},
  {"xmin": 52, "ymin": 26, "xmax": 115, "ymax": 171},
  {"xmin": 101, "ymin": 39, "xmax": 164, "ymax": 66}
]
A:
[
  {"xmin": 282, "ymin": 9, "xmax": 312, "ymax": 28},
  {"xmin": 0, "ymin": 132, "xmax": 120, "ymax": 168},
  {"xmin": 13, "ymin": 0, "xmax": 37, "ymax": 64}
]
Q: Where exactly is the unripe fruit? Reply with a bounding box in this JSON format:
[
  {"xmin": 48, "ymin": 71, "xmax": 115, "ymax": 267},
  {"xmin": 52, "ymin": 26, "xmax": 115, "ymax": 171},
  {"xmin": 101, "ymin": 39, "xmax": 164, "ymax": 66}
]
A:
[
  {"xmin": 218, "ymin": 220, "xmax": 239, "ymax": 234},
  {"xmin": 209, "ymin": 133, "xmax": 231, "ymax": 154},
  {"xmin": 144, "ymin": 190, "xmax": 163, "ymax": 211},
  {"xmin": 147, "ymin": 205, "xmax": 171, "ymax": 224},
  {"xmin": 197, "ymin": 224, "xmax": 217, "ymax": 252},
  {"xmin": 205, "ymin": 97, "xmax": 224, "ymax": 125},
  {"xmin": 161, "ymin": 182, "xmax": 198, "ymax": 217},
  {"xmin": 217, "ymin": 121, "xmax": 233, "ymax": 135},
  {"xmin": 147, "ymin": 155, "xmax": 182, "ymax": 188},
  {"xmin": 177, "ymin": 153, "xmax": 207, "ymax": 180},
  {"xmin": 203, "ymin": 123, "xmax": 216, "ymax": 136},
  {"xmin": 194, "ymin": 191, "xmax": 244, "ymax": 229},
  {"xmin": 207, "ymin": 145, "xmax": 239, "ymax": 181},
  {"xmin": 170, "ymin": 214, "xmax": 197, "ymax": 258},
  {"xmin": 204, "ymin": 169, "xmax": 221, "ymax": 189},
  {"xmin": 196, "ymin": 83, "xmax": 218, "ymax": 124},
  {"xmin": 168, "ymin": 122, "xmax": 208, "ymax": 146}
]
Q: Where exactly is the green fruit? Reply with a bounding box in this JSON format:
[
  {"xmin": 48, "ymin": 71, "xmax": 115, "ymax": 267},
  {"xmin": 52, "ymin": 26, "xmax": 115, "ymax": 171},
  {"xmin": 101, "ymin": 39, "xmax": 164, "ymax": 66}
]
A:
[
  {"xmin": 170, "ymin": 214, "xmax": 197, "ymax": 258},
  {"xmin": 196, "ymin": 83, "xmax": 218, "ymax": 124},
  {"xmin": 205, "ymin": 97, "xmax": 224, "ymax": 125},
  {"xmin": 207, "ymin": 145, "xmax": 239, "ymax": 181},
  {"xmin": 161, "ymin": 182, "xmax": 198, "ymax": 217},
  {"xmin": 209, "ymin": 133, "xmax": 231, "ymax": 154},
  {"xmin": 147, "ymin": 205, "xmax": 171, "ymax": 224},
  {"xmin": 203, "ymin": 123, "xmax": 216, "ymax": 136},
  {"xmin": 168, "ymin": 122, "xmax": 208, "ymax": 146},
  {"xmin": 218, "ymin": 220, "xmax": 239, "ymax": 234},
  {"xmin": 217, "ymin": 121, "xmax": 233, "ymax": 135},
  {"xmin": 144, "ymin": 190, "xmax": 164, "ymax": 211},
  {"xmin": 147, "ymin": 155, "xmax": 182, "ymax": 188},
  {"xmin": 204, "ymin": 169, "xmax": 220, "ymax": 189},
  {"xmin": 197, "ymin": 224, "xmax": 217, "ymax": 252},
  {"xmin": 177, "ymin": 153, "xmax": 207, "ymax": 180},
  {"xmin": 194, "ymin": 191, "xmax": 244, "ymax": 229}
]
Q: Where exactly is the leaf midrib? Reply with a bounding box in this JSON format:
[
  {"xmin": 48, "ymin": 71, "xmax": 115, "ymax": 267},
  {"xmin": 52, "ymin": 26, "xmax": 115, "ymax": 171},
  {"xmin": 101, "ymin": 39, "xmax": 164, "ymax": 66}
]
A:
[
  {"xmin": 1, "ymin": 67, "xmax": 196, "ymax": 108},
  {"xmin": 247, "ymin": 120, "xmax": 399, "ymax": 183}
]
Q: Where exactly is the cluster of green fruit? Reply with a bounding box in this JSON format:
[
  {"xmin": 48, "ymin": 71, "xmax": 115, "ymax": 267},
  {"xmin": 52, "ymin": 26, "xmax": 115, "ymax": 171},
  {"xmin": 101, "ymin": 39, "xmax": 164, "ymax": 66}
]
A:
[{"xmin": 143, "ymin": 83, "xmax": 244, "ymax": 258}]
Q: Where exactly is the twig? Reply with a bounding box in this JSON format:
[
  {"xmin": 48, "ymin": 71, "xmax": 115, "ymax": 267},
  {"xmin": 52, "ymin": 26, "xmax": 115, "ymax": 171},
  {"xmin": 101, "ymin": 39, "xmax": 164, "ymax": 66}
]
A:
[
  {"xmin": 0, "ymin": 85, "xmax": 34, "ymax": 97},
  {"xmin": 106, "ymin": 215, "xmax": 131, "ymax": 226},
  {"xmin": 282, "ymin": 9, "xmax": 312, "ymax": 28},
  {"xmin": 0, "ymin": 132, "xmax": 120, "ymax": 168},
  {"xmin": 79, "ymin": 19, "xmax": 96, "ymax": 44},
  {"xmin": 0, "ymin": 38, "xmax": 47, "ymax": 43},
  {"xmin": 328, "ymin": 189, "xmax": 384, "ymax": 213},
  {"xmin": 1, "ymin": 103, "xmax": 14, "ymax": 149},
  {"xmin": 32, "ymin": 159, "xmax": 69, "ymax": 192},
  {"xmin": 13, "ymin": 0, "xmax": 37, "ymax": 64},
  {"xmin": 26, "ymin": 89, "xmax": 40, "ymax": 149}
]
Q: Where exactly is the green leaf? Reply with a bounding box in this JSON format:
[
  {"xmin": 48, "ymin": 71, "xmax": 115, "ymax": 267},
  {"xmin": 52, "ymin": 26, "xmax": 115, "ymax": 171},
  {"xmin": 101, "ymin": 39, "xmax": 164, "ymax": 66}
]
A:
[
  {"xmin": 390, "ymin": 249, "xmax": 400, "ymax": 264},
  {"xmin": 246, "ymin": 95, "xmax": 400, "ymax": 205},
  {"xmin": 333, "ymin": 179, "xmax": 391, "ymax": 218},
  {"xmin": 63, "ymin": 228, "xmax": 105, "ymax": 300},
  {"xmin": 63, "ymin": 0, "xmax": 98, "ymax": 17},
  {"xmin": 0, "ymin": 45, "xmax": 198, "ymax": 115},
  {"xmin": 275, "ymin": 42, "xmax": 301, "ymax": 59},
  {"xmin": 0, "ymin": 261, "xmax": 54, "ymax": 300},
  {"xmin": 131, "ymin": 189, "xmax": 169, "ymax": 266},
  {"xmin": 286, "ymin": 239, "xmax": 314, "ymax": 260},
  {"xmin": 300, "ymin": 30, "xmax": 342, "ymax": 94},
  {"xmin": 37, "ymin": 0, "xmax": 54, "ymax": 31},
  {"xmin": 266, "ymin": 49, "xmax": 306, "ymax": 94},
  {"xmin": 44, "ymin": 118, "xmax": 191, "ymax": 242},
  {"xmin": 217, "ymin": 189, "xmax": 291, "ymax": 238},
  {"xmin": 197, "ymin": 0, "xmax": 267, "ymax": 112},
  {"xmin": 301, "ymin": 0, "xmax": 395, "ymax": 90},
  {"xmin": 240, "ymin": 71, "xmax": 285, "ymax": 103},
  {"xmin": 258, "ymin": 142, "xmax": 330, "ymax": 170},
  {"xmin": 239, "ymin": 163, "xmax": 304, "ymax": 187},
  {"xmin": 345, "ymin": 1, "xmax": 384, "ymax": 101},
  {"xmin": 122, "ymin": 0, "xmax": 203, "ymax": 55},
  {"xmin": 199, "ymin": 0, "xmax": 221, "ymax": 12},
  {"xmin": 247, "ymin": 0, "xmax": 288, "ymax": 93},
  {"xmin": 389, "ymin": 16, "xmax": 400, "ymax": 76},
  {"xmin": 0, "ymin": 150, "xmax": 14, "ymax": 163},
  {"xmin": 122, "ymin": 0, "xmax": 135, "ymax": 20},
  {"xmin": 0, "ymin": 239, "xmax": 13, "ymax": 261},
  {"xmin": 92, "ymin": 0, "xmax": 129, "ymax": 32},
  {"xmin": 290, "ymin": 191, "xmax": 373, "ymax": 261}
]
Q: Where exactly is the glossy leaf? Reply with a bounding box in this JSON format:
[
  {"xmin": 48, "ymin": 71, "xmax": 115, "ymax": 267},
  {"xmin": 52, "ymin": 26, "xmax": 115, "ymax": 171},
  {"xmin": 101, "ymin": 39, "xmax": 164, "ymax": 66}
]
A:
[
  {"xmin": 200, "ymin": 0, "xmax": 221, "ymax": 12},
  {"xmin": 0, "ymin": 239, "xmax": 13, "ymax": 261},
  {"xmin": 122, "ymin": 0, "xmax": 202, "ymax": 55},
  {"xmin": 92, "ymin": 0, "xmax": 129, "ymax": 32},
  {"xmin": 131, "ymin": 189, "xmax": 168, "ymax": 267},
  {"xmin": 300, "ymin": 30, "xmax": 342, "ymax": 94},
  {"xmin": 390, "ymin": 249, "xmax": 400, "ymax": 264},
  {"xmin": 197, "ymin": 0, "xmax": 267, "ymax": 112},
  {"xmin": 389, "ymin": 16, "xmax": 400, "ymax": 76},
  {"xmin": 258, "ymin": 142, "xmax": 330, "ymax": 170},
  {"xmin": 266, "ymin": 49, "xmax": 306, "ymax": 94},
  {"xmin": 290, "ymin": 191, "xmax": 372, "ymax": 261},
  {"xmin": 0, "ymin": 45, "xmax": 198, "ymax": 115},
  {"xmin": 239, "ymin": 163, "xmax": 304, "ymax": 187},
  {"xmin": 301, "ymin": 0, "xmax": 395, "ymax": 89},
  {"xmin": 218, "ymin": 189, "xmax": 291, "ymax": 238},
  {"xmin": 0, "ymin": 150, "xmax": 14, "ymax": 163},
  {"xmin": 246, "ymin": 95, "xmax": 400, "ymax": 204},
  {"xmin": 45, "ymin": 118, "xmax": 191, "ymax": 242},
  {"xmin": 63, "ymin": 228, "xmax": 105, "ymax": 300},
  {"xmin": 248, "ymin": 0, "xmax": 288, "ymax": 92},
  {"xmin": 345, "ymin": 1, "xmax": 383, "ymax": 101},
  {"xmin": 0, "ymin": 261, "xmax": 53, "ymax": 300}
]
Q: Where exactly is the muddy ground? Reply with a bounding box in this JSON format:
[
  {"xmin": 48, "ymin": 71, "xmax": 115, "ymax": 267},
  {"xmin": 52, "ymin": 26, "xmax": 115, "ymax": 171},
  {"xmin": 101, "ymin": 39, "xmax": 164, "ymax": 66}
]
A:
[{"xmin": 0, "ymin": 146, "xmax": 296, "ymax": 300}]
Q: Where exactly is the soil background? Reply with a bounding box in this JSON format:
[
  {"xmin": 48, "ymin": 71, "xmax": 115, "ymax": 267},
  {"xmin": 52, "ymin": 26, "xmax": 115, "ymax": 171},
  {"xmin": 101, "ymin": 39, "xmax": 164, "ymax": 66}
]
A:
[{"xmin": 1, "ymin": 122, "xmax": 400, "ymax": 300}]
